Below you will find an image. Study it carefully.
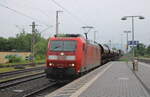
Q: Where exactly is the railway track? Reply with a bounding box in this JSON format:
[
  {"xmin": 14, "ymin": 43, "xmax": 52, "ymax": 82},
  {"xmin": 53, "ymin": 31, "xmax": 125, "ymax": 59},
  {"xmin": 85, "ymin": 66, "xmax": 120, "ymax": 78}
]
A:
[
  {"xmin": 16, "ymin": 82, "xmax": 57, "ymax": 97},
  {"xmin": 0, "ymin": 62, "xmax": 45, "ymax": 68},
  {"xmin": 0, "ymin": 71, "xmax": 68, "ymax": 97},
  {"xmin": 0, "ymin": 66, "xmax": 45, "ymax": 78},
  {"xmin": 0, "ymin": 72, "xmax": 45, "ymax": 89},
  {"xmin": 0, "ymin": 64, "xmax": 71, "ymax": 97},
  {"xmin": 0, "ymin": 72, "xmax": 50, "ymax": 97},
  {"xmin": 138, "ymin": 59, "xmax": 150, "ymax": 64}
]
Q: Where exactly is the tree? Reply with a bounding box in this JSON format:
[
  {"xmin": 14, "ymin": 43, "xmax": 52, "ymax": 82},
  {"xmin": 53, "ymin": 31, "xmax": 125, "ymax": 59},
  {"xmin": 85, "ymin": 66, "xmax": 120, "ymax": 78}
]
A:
[
  {"xmin": 0, "ymin": 37, "xmax": 7, "ymax": 51},
  {"xmin": 112, "ymin": 48, "xmax": 117, "ymax": 50},
  {"xmin": 135, "ymin": 43, "xmax": 146, "ymax": 56},
  {"xmin": 34, "ymin": 38, "xmax": 48, "ymax": 59},
  {"xmin": 7, "ymin": 37, "xmax": 17, "ymax": 51},
  {"xmin": 15, "ymin": 31, "xmax": 42, "ymax": 52},
  {"xmin": 16, "ymin": 32, "xmax": 32, "ymax": 52},
  {"xmin": 146, "ymin": 45, "xmax": 150, "ymax": 55}
]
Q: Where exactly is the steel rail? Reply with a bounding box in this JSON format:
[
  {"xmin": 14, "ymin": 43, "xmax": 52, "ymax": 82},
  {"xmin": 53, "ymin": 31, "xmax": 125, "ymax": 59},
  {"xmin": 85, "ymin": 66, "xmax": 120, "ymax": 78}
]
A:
[
  {"xmin": 21, "ymin": 82, "xmax": 57, "ymax": 97},
  {"xmin": 0, "ymin": 66, "xmax": 45, "ymax": 77},
  {"xmin": 0, "ymin": 72, "xmax": 45, "ymax": 89}
]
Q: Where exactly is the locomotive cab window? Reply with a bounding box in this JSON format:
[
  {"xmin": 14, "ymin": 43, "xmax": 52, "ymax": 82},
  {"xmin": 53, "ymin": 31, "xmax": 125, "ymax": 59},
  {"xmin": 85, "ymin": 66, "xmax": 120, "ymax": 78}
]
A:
[{"xmin": 50, "ymin": 40, "xmax": 77, "ymax": 51}]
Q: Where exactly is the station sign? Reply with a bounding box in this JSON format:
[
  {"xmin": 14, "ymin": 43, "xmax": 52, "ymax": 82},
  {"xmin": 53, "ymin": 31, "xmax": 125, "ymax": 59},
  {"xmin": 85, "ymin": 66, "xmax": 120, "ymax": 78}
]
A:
[{"xmin": 128, "ymin": 41, "xmax": 139, "ymax": 45}]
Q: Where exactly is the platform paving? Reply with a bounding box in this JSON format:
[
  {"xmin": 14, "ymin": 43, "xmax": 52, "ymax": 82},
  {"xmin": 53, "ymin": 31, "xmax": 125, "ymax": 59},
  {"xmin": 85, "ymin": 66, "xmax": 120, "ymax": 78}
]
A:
[
  {"xmin": 46, "ymin": 61, "xmax": 150, "ymax": 97},
  {"xmin": 129, "ymin": 62, "xmax": 150, "ymax": 94},
  {"xmin": 77, "ymin": 62, "xmax": 150, "ymax": 97}
]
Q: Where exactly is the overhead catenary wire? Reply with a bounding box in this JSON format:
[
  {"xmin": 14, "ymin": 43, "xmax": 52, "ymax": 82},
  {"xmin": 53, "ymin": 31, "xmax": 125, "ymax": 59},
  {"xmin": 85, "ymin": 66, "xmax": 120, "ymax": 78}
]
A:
[
  {"xmin": 9, "ymin": 0, "xmax": 50, "ymax": 19},
  {"xmin": 50, "ymin": 0, "xmax": 89, "ymax": 26},
  {"xmin": 0, "ymin": 3, "xmax": 49, "ymax": 27},
  {"xmin": 50, "ymin": 0, "xmax": 98, "ymax": 39}
]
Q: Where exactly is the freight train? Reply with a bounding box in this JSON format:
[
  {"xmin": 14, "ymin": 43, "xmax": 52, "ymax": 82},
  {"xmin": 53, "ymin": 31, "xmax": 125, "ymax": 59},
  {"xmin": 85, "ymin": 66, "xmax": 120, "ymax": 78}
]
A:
[{"xmin": 45, "ymin": 34, "xmax": 121, "ymax": 80}]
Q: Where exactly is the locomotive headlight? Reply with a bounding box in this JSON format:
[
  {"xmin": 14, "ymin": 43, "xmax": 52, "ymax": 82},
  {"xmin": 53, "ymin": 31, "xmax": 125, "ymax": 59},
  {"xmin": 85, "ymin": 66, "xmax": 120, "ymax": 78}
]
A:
[
  {"xmin": 48, "ymin": 55, "xmax": 57, "ymax": 60},
  {"xmin": 66, "ymin": 56, "xmax": 76, "ymax": 60},
  {"xmin": 71, "ymin": 64, "xmax": 75, "ymax": 66},
  {"xmin": 49, "ymin": 63, "xmax": 52, "ymax": 66},
  {"xmin": 69, "ymin": 63, "xmax": 75, "ymax": 67}
]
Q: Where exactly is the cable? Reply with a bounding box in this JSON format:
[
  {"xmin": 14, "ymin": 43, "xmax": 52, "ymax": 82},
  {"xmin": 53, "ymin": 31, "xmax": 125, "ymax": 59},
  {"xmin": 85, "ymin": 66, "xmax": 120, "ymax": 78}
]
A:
[
  {"xmin": 10, "ymin": 0, "xmax": 50, "ymax": 19},
  {"xmin": 50, "ymin": 0, "xmax": 88, "ymax": 26},
  {"xmin": 40, "ymin": 25, "xmax": 53, "ymax": 33},
  {"xmin": 0, "ymin": 3, "xmax": 49, "ymax": 26}
]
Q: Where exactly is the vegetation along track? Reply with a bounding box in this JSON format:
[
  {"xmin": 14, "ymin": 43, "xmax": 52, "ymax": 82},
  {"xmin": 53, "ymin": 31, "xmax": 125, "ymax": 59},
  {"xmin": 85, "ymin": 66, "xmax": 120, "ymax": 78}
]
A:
[{"xmin": 0, "ymin": 62, "xmax": 45, "ymax": 68}]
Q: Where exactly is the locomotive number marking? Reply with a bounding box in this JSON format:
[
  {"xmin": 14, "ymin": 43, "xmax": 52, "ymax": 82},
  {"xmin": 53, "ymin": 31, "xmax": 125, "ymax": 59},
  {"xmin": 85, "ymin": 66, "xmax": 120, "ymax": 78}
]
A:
[{"xmin": 58, "ymin": 56, "xmax": 66, "ymax": 60}]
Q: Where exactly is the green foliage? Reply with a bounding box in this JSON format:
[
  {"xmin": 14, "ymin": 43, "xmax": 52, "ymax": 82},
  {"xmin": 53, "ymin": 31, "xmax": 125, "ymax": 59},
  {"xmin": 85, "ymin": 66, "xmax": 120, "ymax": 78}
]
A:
[
  {"xmin": 0, "ymin": 37, "xmax": 7, "ymax": 51},
  {"xmin": 129, "ymin": 43, "xmax": 150, "ymax": 57},
  {"xmin": 0, "ymin": 31, "xmax": 43, "ymax": 52},
  {"xmin": 0, "ymin": 37, "xmax": 17, "ymax": 51},
  {"xmin": 16, "ymin": 32, "xmax": 32, "ymax": 52},
  {"xmin": 135, "ymin": 43, "xmax": 146, "ymax": 56},
  {"xmin": 146, "ymin": 45, "xmax": 150, "ymax": 55},
  {"xmin": 34, "ymin": 38, "xmax": 48, "ymax": 56},
  {"xmin": 112, "ymin": 48, "xmax": 117, "ymax": 50},
  {"xmin": 5, "ymin": 55, "xmax": 22, "ymax": 63},
  {"xmin": 0, "ymin": 30, "xmax": 48, "ymax": 62}
]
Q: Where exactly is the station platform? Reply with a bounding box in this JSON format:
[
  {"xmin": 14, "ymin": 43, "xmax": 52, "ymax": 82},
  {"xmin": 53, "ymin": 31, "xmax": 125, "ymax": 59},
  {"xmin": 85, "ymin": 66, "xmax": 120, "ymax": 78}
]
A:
[{"xmin": 45, "ymin": 61, "xmax": 150, "ymax": 97}]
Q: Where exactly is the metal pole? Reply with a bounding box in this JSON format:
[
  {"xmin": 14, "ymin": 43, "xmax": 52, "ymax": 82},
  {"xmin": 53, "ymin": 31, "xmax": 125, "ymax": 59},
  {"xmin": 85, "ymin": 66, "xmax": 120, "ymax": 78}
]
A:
[
  {"xmin": 109, "ymin": 40, "xmax": 111, "ymax": 49},
  {"xmin": 121, "ymin": 34, "xmax": 123, "ymax": 50},
  {"xmin": 30, "ymin": 21, "xmax": 38, "ymax": 66},
  {"xmin": 121, "ymin": 15, "xmax": 144, "ymax": 71},
  {"xmin": 131, "ymin": 16, "xmax": 135, "ymax": 60},
  {"xmin": 56, "ymin": 11, "xmax": 58, "ymax": 35},
  {"xmin": 126, "ymin": 32, "xmax": 129, "ymax": 63},
  {"xmin": 82, "ymin": 26, "xmax": 94, "ymax": 39},
  {"xmin": 31, "ymin": 22, "xmax": 35, "ymax": 66},
  {"xmin": 127, "ymin": 32, "xmax": 128, "ymax": 53},
  {"xmin": 124, "ymin": 31, "xmax": 131, "ymax": 53},
  {"xmin": 94, "ymin": 31, "xmax": 96, "ymax": 42},
  {"xmin": 56, "ymin": 11, "xmax": 63, "ymax": 35}
]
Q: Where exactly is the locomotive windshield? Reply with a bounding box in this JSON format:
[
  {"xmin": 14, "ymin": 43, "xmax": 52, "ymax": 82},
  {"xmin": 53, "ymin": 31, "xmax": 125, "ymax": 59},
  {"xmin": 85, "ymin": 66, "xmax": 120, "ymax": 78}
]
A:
[{"xmin": 50, "ymin": 40, "xmax": 77, "ymax": 51}]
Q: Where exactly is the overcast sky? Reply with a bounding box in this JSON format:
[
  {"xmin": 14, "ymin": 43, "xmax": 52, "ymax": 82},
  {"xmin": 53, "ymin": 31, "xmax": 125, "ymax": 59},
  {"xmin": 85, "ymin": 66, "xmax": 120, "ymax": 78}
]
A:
[{"xmin": 0, "ymin": 0, "xmax": 150, "ymax": 49}]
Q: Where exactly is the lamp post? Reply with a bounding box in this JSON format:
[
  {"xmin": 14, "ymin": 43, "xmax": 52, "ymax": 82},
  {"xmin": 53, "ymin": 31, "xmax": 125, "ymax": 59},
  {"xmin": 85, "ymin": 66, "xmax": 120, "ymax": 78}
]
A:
[
  {"xmin": 109, "ymin": 40, "xmax": 111, "ymax": 49},
  {"xmin": 121, "ymin": 16, "xmax": 144, "ymax": 60},
  {"xmin": 94, "ymin": 31, "xmax": 97, "ymax": 42},
  {"xmin": 120, "ymin": 34, "xmax": 123, "ymax": 50},
  {"xmin": 124, "ymin": 31, "xmax": 131, "ymax": 53}
]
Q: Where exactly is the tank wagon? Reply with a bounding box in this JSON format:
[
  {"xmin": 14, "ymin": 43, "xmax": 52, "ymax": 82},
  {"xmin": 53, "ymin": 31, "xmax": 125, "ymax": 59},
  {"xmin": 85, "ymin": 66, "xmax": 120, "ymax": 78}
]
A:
[{"xmin": 45, "ymin": 34, "xmax": 120, "ymax": 80}]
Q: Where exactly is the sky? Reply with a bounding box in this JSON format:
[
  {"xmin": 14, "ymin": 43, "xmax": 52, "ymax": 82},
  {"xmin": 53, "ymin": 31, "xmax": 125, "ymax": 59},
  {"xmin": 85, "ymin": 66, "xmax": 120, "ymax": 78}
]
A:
[{"xmin": 0, "ymin": 0, "xmax": 150, "ymax": 49}]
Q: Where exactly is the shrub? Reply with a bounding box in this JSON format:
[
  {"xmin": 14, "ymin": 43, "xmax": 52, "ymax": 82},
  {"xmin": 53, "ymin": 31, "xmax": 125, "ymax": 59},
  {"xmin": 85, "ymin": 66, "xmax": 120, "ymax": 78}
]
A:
[{"xmin": 5, "ymin": 55, "xmax": 22, "ymax": 63}]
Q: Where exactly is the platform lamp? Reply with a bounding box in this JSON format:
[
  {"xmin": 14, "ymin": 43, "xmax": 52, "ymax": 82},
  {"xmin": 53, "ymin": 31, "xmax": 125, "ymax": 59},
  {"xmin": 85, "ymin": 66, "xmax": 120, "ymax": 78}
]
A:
[
  {"xmin": 124, "ymin": 31, "xmax": 131, "ymax": 53},
  {"xmin": 121, "ymin": 16, "xmax": 144, "ymax": 61}
]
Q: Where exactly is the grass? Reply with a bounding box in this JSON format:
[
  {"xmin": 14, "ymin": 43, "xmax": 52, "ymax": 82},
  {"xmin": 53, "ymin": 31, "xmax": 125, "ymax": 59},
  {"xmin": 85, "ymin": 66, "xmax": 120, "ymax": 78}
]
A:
[
  {"xmin": 119, "ymin": 54, "xmax": 150, "ymax": 62},
  {"xmin": 0, "ymin": 63, "xmax": 45, "ymax": 73},
  {"xmin": 0, "ymin": 59, "xmax": 45, "ymax": 73},
  {"xmin": 0, "ymin": 61, "xmax": 30, "ymax": 66},
  {"xmin": 118, "ymin": 55, "xmax": 131, "ymax": 62},
  {"xmin": 0, "ymin": 59, "xmax": 45, "ymax": 67},
  {"xmin": 119, "ymin": 57, "xmax": 129, "ymax": 62},
  {"xmin": 0, "ymin": 67, "xmax": 19, "ymax": 73},
  {"xmin": 136, "ymin": 56, "xmax": 150, "ymax": 60}
]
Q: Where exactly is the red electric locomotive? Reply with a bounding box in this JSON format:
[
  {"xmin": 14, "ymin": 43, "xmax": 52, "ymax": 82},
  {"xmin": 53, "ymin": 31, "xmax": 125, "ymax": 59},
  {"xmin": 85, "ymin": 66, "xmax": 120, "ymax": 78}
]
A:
[{"xmin": 45, "ymin": 34, "xmax": 102, "ymax": 80}]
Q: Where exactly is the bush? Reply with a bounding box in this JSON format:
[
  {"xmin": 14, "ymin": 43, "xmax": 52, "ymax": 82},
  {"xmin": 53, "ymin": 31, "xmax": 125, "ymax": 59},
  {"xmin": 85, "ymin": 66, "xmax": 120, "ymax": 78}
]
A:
[
  {"xmin": 35, "ymin": 55, "xmax": 45, "ymax": 60},
  {"xmin": 5, "ymin": 55, "xmax": 23, "ymax": 63}
]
